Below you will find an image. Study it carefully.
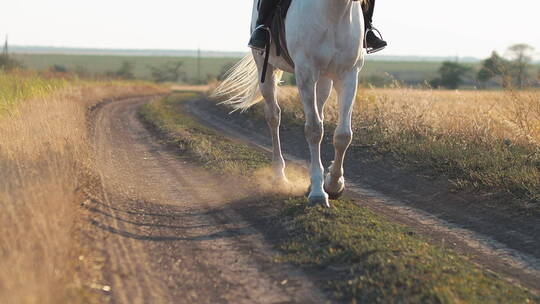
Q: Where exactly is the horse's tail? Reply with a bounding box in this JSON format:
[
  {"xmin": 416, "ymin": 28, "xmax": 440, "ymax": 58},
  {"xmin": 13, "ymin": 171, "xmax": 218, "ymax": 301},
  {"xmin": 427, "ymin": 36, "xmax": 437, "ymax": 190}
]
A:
[{"xmin": 212, "ymin": 53, "xmax": 281, "ymax": 112}]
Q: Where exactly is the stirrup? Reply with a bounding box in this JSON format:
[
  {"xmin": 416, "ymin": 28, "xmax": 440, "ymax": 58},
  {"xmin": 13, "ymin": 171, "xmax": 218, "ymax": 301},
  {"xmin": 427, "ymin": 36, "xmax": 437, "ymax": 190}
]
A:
[
  {"xmin": 365, "ymin": 26, "xmax": 386, "ymax": 54},
  {"xmin": 248, "ymin": 25, "xmax": 271, "ymax": 52}
]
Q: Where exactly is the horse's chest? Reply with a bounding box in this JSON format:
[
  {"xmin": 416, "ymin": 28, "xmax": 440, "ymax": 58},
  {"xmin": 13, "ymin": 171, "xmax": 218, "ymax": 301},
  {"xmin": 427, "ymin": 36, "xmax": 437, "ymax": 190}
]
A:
[
  {"xmin": 313, "ymin": 40, "xmax": 363, "ymax": 76},
  {"xmin": 285, "ymin": 9, "xmax": 364, "ymax": 77}
]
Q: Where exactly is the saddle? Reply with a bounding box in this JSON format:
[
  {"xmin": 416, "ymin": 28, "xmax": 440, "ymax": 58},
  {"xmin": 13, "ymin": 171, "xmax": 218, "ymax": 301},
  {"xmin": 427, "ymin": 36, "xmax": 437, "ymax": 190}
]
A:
[{"xmin": 258, "ymin": 0, "xmax": 294, "ymax": 83}]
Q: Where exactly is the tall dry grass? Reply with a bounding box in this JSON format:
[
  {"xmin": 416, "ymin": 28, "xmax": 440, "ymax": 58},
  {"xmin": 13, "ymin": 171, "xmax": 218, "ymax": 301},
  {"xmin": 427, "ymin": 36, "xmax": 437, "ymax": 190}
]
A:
[
  {"xmin": 271, "ymin": 86, "xmax": 540, "ymax": 212},
  {"xmin": 0, "ymin": 71, "xmax": 166, "ymax": 304}
]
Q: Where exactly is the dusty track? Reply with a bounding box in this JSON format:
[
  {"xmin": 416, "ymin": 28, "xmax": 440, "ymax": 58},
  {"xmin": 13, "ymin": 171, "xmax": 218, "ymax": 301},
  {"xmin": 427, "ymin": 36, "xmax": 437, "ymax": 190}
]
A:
[
  {"xmin": 185, "ymin": 97, "xmax": 540, "ymax": 292},
  {"xmin": 88, "ymin": 97, "xmax": 330, "ymax": 303}
]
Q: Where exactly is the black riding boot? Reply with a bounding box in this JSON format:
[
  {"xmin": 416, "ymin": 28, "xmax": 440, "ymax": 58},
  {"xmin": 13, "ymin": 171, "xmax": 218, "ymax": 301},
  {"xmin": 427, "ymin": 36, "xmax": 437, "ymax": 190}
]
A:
[
  {"xmin": 362, "ymin": 0, "xmax": 387, "ymax": 53},
  {"xmin": 248, "ymin": 0, "xmax": 280, "ymax": 51}
]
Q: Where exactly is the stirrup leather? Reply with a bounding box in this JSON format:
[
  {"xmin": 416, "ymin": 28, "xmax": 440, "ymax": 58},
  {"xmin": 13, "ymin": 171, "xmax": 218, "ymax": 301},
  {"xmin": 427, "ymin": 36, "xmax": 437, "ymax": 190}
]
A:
[{"xmin": 365, "ymin": 26, "xmax": 386, "ymax": 54}]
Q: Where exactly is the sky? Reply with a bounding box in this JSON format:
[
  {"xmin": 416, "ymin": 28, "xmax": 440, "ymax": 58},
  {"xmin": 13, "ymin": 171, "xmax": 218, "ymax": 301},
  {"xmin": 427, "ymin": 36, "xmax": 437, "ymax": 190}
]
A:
[{"xmin": 1, "ymin": 0, "xmax": 539, "ymax": 59}]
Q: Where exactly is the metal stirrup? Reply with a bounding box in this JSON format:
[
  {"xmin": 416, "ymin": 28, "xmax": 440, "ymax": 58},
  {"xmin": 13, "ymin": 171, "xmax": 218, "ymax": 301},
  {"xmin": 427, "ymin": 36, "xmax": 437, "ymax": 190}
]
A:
[{"xmin": 365, "ymin": 25, "xmax": 386, "ymax": 54}]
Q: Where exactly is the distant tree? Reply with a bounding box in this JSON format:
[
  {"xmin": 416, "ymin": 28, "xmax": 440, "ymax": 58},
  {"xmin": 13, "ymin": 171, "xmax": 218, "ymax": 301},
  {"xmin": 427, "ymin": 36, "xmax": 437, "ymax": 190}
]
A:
[
  {"xmin": 0, "ymin": 37, "xmax": 22, "ymax": 71},
  {"xmin": 50, "ymin": 64, "xmax": 68, "ymax": 73},
  {"xmin": 506, "ymin": 43, "xmax": 534, "ymax": 88},
  {"xmin": 477, "ymin": 51, "xmax": 510, "ymax": 87},
  {"xmin": 430, "ymin": 61, "xmax": 471, "ymax": 89},
  {"xmin": 75, "ymin": 65, "xmax": 90, "ymax": 78},
  {"xmin": 148, "ymin": 61, "xmax": 185, "ymax": 83},
  {"xmin": 115, "ymin": 61, "xmax": 135, "ymax": 80},
  {"xmin": 0, "ymin": 54, "xmax": 22, "ymax": 71}
]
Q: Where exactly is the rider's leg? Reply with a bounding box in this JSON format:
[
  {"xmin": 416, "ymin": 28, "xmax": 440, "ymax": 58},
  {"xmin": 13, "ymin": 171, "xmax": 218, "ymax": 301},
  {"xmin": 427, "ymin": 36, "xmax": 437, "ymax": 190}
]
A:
[
  {"xmin": 248, "ymin": 0, "xmax": 280, "ymax": 51},
  {"xmin": 362, "ymin": 0, "xmax": 387, "ymax": 53}
]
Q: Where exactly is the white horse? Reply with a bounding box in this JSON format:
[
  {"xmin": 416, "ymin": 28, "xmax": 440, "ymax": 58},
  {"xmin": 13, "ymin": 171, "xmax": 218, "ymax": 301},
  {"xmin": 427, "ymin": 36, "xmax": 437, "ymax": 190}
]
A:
[{"xmin": 214, "ymin": 0, "xmax": 366, "ymax": 208}]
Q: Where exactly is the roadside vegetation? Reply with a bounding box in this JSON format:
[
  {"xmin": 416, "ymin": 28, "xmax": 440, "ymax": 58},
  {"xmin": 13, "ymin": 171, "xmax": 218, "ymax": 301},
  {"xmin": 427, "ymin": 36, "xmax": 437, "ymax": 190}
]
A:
[
  {"xmin": 138, "ymin": 92, "xmax": 538, "ymax": 303},
  {"xmin": 0, "ymin": 69, "xmax": 166, "ymax": 304},
  {"xmin": 0, "ymin": 71, "xmax": 66, "ymax": 112}
]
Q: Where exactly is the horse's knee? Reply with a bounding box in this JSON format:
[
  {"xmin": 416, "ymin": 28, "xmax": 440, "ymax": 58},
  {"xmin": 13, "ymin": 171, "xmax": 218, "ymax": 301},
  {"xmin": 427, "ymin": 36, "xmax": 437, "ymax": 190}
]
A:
[{"xmin": 305, "ymin": 120, "xmax": 323, "ymax": 144}]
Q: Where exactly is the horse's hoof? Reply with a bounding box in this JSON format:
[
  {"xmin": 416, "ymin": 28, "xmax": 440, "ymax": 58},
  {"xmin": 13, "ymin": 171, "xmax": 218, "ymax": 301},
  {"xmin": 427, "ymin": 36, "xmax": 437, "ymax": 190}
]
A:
[
  {"xmin": 324, "ymin": 174, "xmax": 345, "ymax": 200},
  {"xmin": 326, "ymin": 187, "xmax": 344, "ymax": 200},
  {"xmin": 308, "ymin": 195, "xmax": 330, "ymax": 208}
]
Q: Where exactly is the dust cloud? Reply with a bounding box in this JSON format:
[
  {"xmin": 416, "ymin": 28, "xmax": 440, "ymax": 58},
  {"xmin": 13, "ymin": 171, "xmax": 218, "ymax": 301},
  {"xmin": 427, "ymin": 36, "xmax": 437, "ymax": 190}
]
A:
[{"xmin": 252, "ymin": 165, "xmax": 310, "ymax": 197}]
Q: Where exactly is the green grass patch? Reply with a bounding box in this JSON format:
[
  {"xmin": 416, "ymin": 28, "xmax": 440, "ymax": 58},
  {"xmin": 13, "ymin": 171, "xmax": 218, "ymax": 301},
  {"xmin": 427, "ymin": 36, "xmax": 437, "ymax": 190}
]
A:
[
  {"xmin": 0, "ymin": 70, "xmax": 67, "ymax": 113},
  {"xmin": 279, "ymin": 198, "xmax": 535, "ymax": 303},
  {"xmin": 138, "ymin": 93, "xmax": 538, "ymax": 303},
  {"xmin": 138, "ymin": 93, "xmax": 269, "ymax": 174}
]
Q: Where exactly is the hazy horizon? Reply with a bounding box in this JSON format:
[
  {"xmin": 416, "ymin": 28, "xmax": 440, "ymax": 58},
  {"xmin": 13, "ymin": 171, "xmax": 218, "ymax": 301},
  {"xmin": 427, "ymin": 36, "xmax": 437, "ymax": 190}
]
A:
[
  {"xmin": 2, "ymin": 0, "xmax": 539, "ymax": 60},
  {"xmin": 5, "ymin": 45, "xmax": 486, "ymax": 60}
]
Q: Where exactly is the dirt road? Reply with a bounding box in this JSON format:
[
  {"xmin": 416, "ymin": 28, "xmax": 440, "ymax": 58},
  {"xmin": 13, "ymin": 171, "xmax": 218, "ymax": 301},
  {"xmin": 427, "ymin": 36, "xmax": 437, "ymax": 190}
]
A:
[{"xmin": 88, "ymin": 97, "xmax": 329, "ymax": 303}]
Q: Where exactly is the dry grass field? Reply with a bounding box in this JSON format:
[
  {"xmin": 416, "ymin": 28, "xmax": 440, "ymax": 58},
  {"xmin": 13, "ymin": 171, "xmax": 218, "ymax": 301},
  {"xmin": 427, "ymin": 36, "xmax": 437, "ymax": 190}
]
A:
[
  {"xmin": 266, "ymin": 86, "xmax": 540, "ymax": 213},
  {"xmin": 2, "ymin": 68, "xmax": 538, "ymax": 302},
  {"xmin": 0, "ymin": 71, "xmax": 166, "ymax": 304}
]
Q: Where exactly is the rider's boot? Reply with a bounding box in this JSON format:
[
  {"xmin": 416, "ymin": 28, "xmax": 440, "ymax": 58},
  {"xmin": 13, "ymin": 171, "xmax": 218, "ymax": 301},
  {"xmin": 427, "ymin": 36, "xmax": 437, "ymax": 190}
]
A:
[
  {"xmin": 362, "ymin": 0, "xmax": 387, "ymax": 53},
  {"xmin": 248, "ymin": 0, "xmax": 280, "ymax": 51},
  {"xmin": 365, "ymin": 24, "xmax": 387, "ymax": 53}
]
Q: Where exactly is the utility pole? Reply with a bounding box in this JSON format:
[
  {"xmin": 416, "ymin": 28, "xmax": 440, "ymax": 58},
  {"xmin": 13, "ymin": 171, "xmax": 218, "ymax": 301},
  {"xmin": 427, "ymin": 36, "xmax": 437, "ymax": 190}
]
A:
[
  {"xmin": 2, "ymin": 35, "xmax": 8, "ymax": 57},
  {"xmin": 197, "ymin": 47, "xmax": 201, "ymax": 84}
]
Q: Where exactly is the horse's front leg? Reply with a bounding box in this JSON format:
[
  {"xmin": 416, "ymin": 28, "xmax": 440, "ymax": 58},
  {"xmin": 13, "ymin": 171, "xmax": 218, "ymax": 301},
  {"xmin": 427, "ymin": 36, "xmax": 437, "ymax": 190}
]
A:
[
  {"xmin": 297, "ymin": 68, "xmax": 329, "ymax": 207},
  {"xmin": 316, "ymin": 78, "xmax": 333, "ymax": 122},
  {"xmin": 325, "ymin": 69, "xmax": 359, "ymax": 199}
]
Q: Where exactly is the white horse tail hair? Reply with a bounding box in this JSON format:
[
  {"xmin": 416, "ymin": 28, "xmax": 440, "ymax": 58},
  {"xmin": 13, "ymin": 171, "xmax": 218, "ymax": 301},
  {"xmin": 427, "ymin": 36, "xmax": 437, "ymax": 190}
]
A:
[
  {"xmin": 212, "ymin": 53, "xmax": 261, "ymax": 112},
  {"xmin": 212, "ymin": 53, "xmax": 282, "ymax": 113}
]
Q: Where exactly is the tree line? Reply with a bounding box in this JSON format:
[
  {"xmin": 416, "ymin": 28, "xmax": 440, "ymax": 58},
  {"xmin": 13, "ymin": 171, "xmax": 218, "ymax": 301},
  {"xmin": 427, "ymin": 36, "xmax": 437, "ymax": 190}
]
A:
[{"xmin": 430, "ymin": 43, "xmax": 538, "ymax": 90}]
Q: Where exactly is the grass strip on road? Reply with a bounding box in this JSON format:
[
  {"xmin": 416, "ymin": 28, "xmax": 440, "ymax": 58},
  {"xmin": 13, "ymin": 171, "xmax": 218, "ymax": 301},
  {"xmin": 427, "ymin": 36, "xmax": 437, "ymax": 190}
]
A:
[
  {"xmin": 139, "ymin": 93, "xmax": 269, "ymax": 175},
  {"xmin": 138, "ymin": 93, "xmax": 538, "ymax": 303}
]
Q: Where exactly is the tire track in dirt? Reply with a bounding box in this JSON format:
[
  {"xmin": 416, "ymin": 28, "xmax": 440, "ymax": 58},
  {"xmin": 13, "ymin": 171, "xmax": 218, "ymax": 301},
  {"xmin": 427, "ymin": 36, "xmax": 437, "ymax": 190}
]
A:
[
  {"xmin": 89, "ymin": 97, "xmax": 330, "ymax": 303},
  {"xmin": 184, "ymin": 97, "xmax": 540, "ymax": 292}
]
